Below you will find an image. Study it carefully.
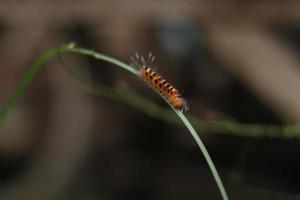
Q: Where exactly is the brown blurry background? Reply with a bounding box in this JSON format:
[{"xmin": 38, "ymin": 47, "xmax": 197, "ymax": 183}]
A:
[{"xmin": 1, "ymin": 0, "xmax": 300, "ymax": 199}]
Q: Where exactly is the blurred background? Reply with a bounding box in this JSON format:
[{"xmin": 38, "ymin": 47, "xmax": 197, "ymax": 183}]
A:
[{"xmin": 1, "ymin": 0, "xmax": 300, "ymax": 199}]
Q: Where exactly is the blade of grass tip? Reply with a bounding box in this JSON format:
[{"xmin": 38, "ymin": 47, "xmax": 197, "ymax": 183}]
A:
[
  {"xmin": 0, "ymin": 43, "xmax": 75, "ymax": 129},
  {"xmin": 65, "ymin": 47, "xmax": 229, "ymax": 200}
]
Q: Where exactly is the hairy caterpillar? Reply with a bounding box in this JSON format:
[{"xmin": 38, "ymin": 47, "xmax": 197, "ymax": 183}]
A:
[{"xmin": 130, "ymin": 53, "xmax": 188, "ymax": 112}]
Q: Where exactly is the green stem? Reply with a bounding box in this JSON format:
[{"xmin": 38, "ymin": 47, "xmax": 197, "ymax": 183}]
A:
[{"xmin": 1, "ymin": 42, "xmax": 228, "ymax": 199}]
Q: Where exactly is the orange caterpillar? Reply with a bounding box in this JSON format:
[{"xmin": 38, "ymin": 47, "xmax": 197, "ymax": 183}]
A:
[{"xmin": 130, "ymin": 53, "xmax": 188, "ymax": 112}]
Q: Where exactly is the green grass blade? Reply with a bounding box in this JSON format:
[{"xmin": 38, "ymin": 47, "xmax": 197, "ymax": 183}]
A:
[
  {"xmin": 65, "ymin": 77, "xmax": 300, "ymax": 139},
  {"xmin": 64, "ymin": 46, "xmax": 230, "ymax": 200}
]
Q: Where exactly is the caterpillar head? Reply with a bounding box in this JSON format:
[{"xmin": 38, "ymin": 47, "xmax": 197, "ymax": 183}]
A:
[{"xmin": 173, "ymin": 97, "xmax": 189, "ymax": 112}]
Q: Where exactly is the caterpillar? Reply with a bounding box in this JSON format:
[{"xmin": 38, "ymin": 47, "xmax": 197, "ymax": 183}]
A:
[{"xmin": 130, "ymin": 53, "xmax": 189, "ymax": 112}]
